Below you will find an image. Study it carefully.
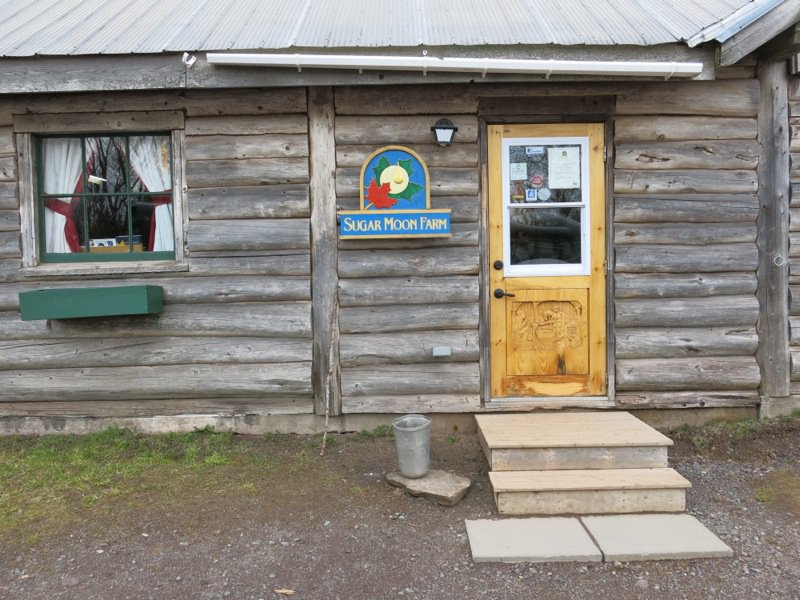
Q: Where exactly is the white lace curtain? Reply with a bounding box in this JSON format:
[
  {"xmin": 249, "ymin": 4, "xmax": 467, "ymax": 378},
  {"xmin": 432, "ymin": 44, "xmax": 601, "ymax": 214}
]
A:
[
  {"xmin": 129, "ymin": 137, "xmax": 173, "ymax": 252},
  {"xmin": 42, "ymin": 138, "xmax": 84, "ymax": 253}
]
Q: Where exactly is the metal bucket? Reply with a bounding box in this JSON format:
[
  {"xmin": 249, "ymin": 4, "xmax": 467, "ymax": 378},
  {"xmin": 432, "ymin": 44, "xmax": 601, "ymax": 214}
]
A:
[{"xmin": 392, "ymin": 414, "xmax": 432, "ymax": 478}]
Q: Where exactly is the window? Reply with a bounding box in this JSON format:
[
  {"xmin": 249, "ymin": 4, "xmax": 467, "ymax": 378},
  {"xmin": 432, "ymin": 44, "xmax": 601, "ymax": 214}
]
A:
[
  {"xmin": 501, "ymin": 136, "xmax": 591, "ymax": 277},
  {"xmin": 36, "ymin": 134, "xmax": 175, "ymax": 263}
]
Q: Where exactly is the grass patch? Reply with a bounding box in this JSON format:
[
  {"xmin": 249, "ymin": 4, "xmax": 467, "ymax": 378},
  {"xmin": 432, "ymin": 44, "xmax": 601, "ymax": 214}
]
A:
[
  {"xmin": 353, "ymin": 425, "xmax": 393, "ymax": 442},
  {"xmin": 0, "ymin": 427, "xmax": 304, "ymax": 546},
  {"xmin": 670, "ymin": 412, "xmax": 800, "ymax": 455},
  {"xmin": 754, "ymin": 471, "xmax": 800, "ymax": 516}
]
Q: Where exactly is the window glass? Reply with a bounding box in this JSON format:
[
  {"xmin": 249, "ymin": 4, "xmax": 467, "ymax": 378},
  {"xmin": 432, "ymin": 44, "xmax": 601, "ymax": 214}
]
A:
[{"xmin": 39, "ymin": 134, "xmax": 174, "ymax": 262}]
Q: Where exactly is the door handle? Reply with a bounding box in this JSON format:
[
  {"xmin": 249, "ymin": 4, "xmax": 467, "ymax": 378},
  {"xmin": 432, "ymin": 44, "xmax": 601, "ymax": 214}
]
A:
[{"xmin": 493, "ymin": 289, "xmax": 516, "ymax": 299}]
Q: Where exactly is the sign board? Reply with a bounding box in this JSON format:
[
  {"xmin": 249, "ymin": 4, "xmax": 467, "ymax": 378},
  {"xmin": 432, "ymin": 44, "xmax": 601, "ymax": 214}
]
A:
[{"xmin": 338, "ymin": 145, "xmax": 451, "ymax": 239}]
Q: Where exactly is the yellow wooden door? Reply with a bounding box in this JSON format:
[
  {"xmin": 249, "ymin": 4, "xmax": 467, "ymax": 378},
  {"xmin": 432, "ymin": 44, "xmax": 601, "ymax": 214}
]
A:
[{"xmin": 489, "ymin": 123, "xmax": 606, "ymax": 397}]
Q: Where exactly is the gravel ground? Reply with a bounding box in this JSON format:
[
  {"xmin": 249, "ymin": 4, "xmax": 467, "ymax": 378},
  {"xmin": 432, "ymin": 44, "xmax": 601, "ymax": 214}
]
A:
[{"xmin": 1, "ymin": 418, "xmax": 799, "ymax": 600}]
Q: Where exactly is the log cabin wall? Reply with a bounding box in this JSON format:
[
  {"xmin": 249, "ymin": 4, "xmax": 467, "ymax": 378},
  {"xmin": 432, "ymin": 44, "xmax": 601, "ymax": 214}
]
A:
[
  {"xmin": 0, "ymin": 89, "xmax": 315, "ymax": 418},
  {"xmin": 333, "ymin": 86, "xmax": 482, "ymax": 414},
  {"xmin": 789, "ymin": 76, "xmax": 800, "ymax": 394},
  {"xmin": 0, "ymin": 72, "xmax": 780, "ymax": 422},
  {"xmin": 612, "ymin": 77, "xmax": 763, "ymax": 410}
]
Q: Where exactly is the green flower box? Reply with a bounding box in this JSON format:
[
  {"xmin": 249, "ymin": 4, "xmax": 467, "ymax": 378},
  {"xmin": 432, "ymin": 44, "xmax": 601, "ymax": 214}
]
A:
[{"xmin": 19, "ymin": 285, "xmax": 163, "ymax": 320}]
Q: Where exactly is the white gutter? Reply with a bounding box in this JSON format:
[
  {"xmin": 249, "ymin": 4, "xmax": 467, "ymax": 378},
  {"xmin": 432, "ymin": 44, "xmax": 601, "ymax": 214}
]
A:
[
  {"xmin": 687, "ymin": 0, "xmax": 783, "ymax": 47},
  {"xmin": 206, "ymin": 53, "xmax": 703, "ymax": 79}
]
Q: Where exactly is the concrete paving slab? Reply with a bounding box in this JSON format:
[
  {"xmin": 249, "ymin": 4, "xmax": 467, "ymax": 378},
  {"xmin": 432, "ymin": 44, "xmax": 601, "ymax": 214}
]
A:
[
  {"xmin": 386, "ymin": 469, "xmax": 470, "ymax": 506},
  {"xmin": 581, "ymin": 514, "xmax": 733, "ymax": 562},
  {"xmin": 465, "ymin": 517, "xmax": 602, "ymax": 563}
]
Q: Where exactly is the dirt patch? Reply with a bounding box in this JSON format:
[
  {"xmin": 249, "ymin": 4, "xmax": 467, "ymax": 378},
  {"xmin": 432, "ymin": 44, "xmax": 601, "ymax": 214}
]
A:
[
  {"xmin": 754, "ymin": 470, "xmax": 800, "ymax": 518},
  {"xmin": 1, "ymin": 419, "xmax": 800, "ymax": 599}
]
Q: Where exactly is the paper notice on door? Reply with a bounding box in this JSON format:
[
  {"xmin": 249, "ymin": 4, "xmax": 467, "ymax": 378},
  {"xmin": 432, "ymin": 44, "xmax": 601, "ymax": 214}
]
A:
[
  {"xmin": 547, "ymin": 147, "xmax": 580, "ymax": 189},
  {"xmin": 509, "ymin": 162, "xmax": 527, "ymax": 181}
]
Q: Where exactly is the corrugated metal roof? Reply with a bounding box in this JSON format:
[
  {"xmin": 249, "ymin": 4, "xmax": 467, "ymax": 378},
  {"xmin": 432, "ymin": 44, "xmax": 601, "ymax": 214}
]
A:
[{"xmin": 0, "ymin": 0, "xmax": 773, "ymax": 57}]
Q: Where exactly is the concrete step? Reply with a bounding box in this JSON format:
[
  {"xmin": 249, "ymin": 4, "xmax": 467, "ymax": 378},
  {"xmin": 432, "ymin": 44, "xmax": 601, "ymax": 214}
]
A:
[
  {"xmin": 489, "ymin": 467, "xmax": 691, "ymax": 515},
  {"xmin": 476, "ymin": 412, "xmax": 672, "ymax": 471}
]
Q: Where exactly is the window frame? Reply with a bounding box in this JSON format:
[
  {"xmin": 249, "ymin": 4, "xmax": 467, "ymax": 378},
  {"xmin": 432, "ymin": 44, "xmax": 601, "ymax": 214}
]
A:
[{"xmin": 16, "ymin": 111, "xmax": 187, "ymax": 275}]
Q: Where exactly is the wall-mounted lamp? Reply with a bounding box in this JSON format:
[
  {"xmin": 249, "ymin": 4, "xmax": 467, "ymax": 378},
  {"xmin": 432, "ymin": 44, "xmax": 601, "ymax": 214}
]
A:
[{"xmin": 431, "ymin": 118, "xmax": 458, "ymax": 147}]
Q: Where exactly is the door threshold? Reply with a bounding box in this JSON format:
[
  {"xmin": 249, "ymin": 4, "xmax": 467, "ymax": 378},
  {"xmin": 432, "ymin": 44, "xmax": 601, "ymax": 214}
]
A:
[{"xmin": 484, "ymin": 397, "xmax": 615, "ymax": 411}]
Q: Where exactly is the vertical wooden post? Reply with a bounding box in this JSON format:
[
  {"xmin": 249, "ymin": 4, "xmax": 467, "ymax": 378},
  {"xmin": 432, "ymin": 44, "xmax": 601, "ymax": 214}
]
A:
[
  {"xmin": 308, "ymin": 87, "xmax": 341, "ymax": 416},
  {"xmin": 756, "ymin": 60, "xmax": 791, "ymax": 403}
]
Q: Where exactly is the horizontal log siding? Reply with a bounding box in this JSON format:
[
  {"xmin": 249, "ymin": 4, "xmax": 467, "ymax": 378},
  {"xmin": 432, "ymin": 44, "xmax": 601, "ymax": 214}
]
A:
[
  {"xmin": 788, "ymin": 77, "xmax": 800, "ymax": 383},
  {"xmin": 335, "ymin": 89, "xmax": 480, "ymax": 413},
  {"xmin": 0, "ymin": 89, "xmax": 314, "ymax": 413},
  {"xmin": 613, "ymin": 79, "xmax": 761, "ymax": 408}
]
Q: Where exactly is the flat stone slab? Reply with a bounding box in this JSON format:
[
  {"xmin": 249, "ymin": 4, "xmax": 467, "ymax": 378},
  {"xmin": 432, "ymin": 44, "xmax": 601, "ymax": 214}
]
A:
[
  {"xmin": 581, "ymin": 514, "xmax": 734, "ymax": 562},
  {"xmin": 465, "ymin": 518, "xmax": 602, "ymax": 563},
  {"xmin": 386, "ymin": 469, "xmax": 470, "ymax": 506}
]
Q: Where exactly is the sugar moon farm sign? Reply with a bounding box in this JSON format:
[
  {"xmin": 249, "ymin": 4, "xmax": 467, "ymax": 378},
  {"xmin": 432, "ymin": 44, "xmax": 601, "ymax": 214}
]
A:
[{"xmin": 338, "ymin": 146, "xmax": 452, "ymax": 239}]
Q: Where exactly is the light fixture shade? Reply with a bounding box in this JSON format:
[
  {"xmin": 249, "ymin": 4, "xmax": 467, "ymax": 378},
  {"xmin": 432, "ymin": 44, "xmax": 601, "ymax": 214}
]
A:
[{"xmin": 431, "ymin": 118, "xmax": 458, "ymax": 146}]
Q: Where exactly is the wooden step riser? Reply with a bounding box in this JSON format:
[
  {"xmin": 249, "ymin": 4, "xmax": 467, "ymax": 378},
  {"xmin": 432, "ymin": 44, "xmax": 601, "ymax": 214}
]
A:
[
  {"xmin": 487, "ymin": 446, "xmax": 669, "ymax": 472},
  {"xmin": 495, "ymin": 489, "xmax": 686, "ymax": 516}
]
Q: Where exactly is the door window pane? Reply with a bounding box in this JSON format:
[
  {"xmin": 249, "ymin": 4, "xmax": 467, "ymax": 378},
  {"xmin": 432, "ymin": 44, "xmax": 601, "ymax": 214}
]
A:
[{"xmin": 509, "ymin": 207, "xmax": 582, "ymax": 265}]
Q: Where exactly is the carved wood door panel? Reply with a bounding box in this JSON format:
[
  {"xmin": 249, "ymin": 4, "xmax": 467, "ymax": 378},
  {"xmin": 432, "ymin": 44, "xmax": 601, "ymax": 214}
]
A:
[{"xmin": 488, "ymin": 123, "xmax": 606, "ymax": 397}]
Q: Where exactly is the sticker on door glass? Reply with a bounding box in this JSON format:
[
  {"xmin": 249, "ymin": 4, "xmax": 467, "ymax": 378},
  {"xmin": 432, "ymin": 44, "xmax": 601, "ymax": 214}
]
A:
[
  {"xmin": 547, "ymin": 147, "xmax": 581, "ymax": 189},
  {"xmin": 509, "ymin": 162, "xmax": 527, "ymax": 180},
  {"xmin": 526, "ymin": 146, "xmax": 545, "ymax": 156}
]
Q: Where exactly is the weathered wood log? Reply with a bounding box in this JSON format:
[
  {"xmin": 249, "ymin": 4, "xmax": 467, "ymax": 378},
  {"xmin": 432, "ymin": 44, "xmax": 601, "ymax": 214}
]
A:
[
  {"xmin": 0, "ymin": 398, "xmax": 314, "ymax": 417},
  {"xmin": 715, "ymin": 66, "xmax": 757, "ymax": 80},
  {"xmin": 188, "ymin": 184, "xmax": 309, "ymax": 220},
  {"xmin": 185, "ymin": 134, "xmax": 309, "ymax": 160},
  {"xmin": 336, "ymin": 143, "xmax": 478, "ymax": 168},
  {"xmin": 0, "ymin": 362, "xmax": 313, "ymax": 401},
  {"xmin": 336, "ymin": 195, "xmax": 479, "ymax": 223},
  {"xmin": 614, "ymin": 273, "xmax": 757, "ymax": 299},
  {"xmin": 615, "ymin": 80, "xmax": 760, "ymax": 117},
  {"xmin": 0, "ymin": 276, "xmax": 309, "ymax": 310},
  {"xmin": 479, "ymin": 95, "xmax": 615, "ymax": 117},
  {"xmin": 790, "ymin": 210, "xmax": 800, "ymax": 231},
  {"xmin": 614, "ymin": 223, "xmax": 755, "ymax": 245},
  {"xmin": 0, "ymin": 231, "xmax": 19, "ymax": 258},
  {"xmin": 336, "ymin": 166, "xmax": 479, "ymax": 196},
  {"xmin": 791, "ymin": 285, "xmax": 800, "ymax": 315},
  {"xmin": 342, "ymin": 394, "xmax": 481, "ymax": 414},
  {"xmin": 616, "ymin": 357, "xmax": 761, "ymax": 391},
  {"xmin": 615, "ymin": 140, "xmax": 759, "ymax": 171},
  {"xmin": 340, "ymin": 330, "xmax": 480, "ymax": 366},
  {"xmin": 13, "ymin": 110, "xmax": 184, "ymax": 134},
  {"xmin": 615, "ymin": 391, "xmax": 759, "ymax": 408},
  {"xmin": 614, "ymin": 116, "xmax": 757, "ymax": 142},
  {"xmin": 615, "ymin": 327, "xmax": 758, "ymax": 358},
  {"xmin": 308, "ymin": 86, "xmax": 341, "ymax": 416},
  {"xmin": 189, "ymin": 251, "xmax": 310, "ymax": 276},
  {"xmin": 335, "ymin": 115, "xmax": 479, "ymax": 144},
  {"xmin": 188, "ymin": 218, "xmax": 310, "ymax": 252},
  {"xmin": 614, "ymin": 195, "xmax": 758, "ymax": 223},
  {"xmin": 2, "ymin": 303, "xmax": 313, "ymax": 340},
  {"xmin": 185, "ymin": 114, "xmax": 308, "ymax": 136},
  {"xmin": 789, "ymin": 351, "xmax": 800, "ymax": 380},
  {"xmin": 8, "ymin": 89, "xmax": 308, "ymax": 118},
  {"xmin": 338, "ymin": 276, "xmax": 479, "ymax": 307},
  {"xmin": 615, "ymin": 296, "xmax": 759, "ymax": 327},
  {"xmin": 340, "ymin": 303, "xmax": 479, "ymax": 334},
  {"xmin": 338, "ymin": 222, "xmax": 479, "ymax": 250},
  {"xmin": 0, "ymin": 155, "xmax": 15, "ymax": 181},
  {"xmin": 341, "ymin": 363, "xmax": 480, "ymax": 396},
  {"xmin": 0, "ymin": 182, "xmax": 16, "ymax": 210},
  {"xmin": 614, "ymin": 170, "xmax": 757, "ymax": 194},
  {"xmin": 186, "ymin": 157, "xmax": 309, "ymax": 187},
  {"xmin": 792, "ymin": 183, "xmax": 800, "ymax": 206},
  {"xmin": 335, "ymin": 85, "xmax": 479, "ymax": 115},
  {"xmin": 0, "ymin": 209, "xmax": 19, "ymax": 232},
  {"xmin": 789, "ymin": 317, "xmax": 800, "ymax": 344},
  {"xmin": 339, "ymin": 247, "xmax": 479, "ymax": 278},
  {"xmin": 615, "ymin": 244, "xmax": 758, "ymax": 273},
  {"xmin": 0, "ymin": 336, "xmax": 312, "ymax": 370},
  {"xmin": 0, "ymin": 258, "xmax": 19, "ymax": 282},
  {"xmin": 0, "ymin": 126, "xmax": 13, "ymax": 154}
]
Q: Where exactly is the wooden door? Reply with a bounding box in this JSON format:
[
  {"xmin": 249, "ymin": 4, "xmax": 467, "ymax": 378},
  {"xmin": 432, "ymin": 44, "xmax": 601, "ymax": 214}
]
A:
[{"xmin": 488, "ymin": 123, "xmax": 606, "ymax": 397}]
